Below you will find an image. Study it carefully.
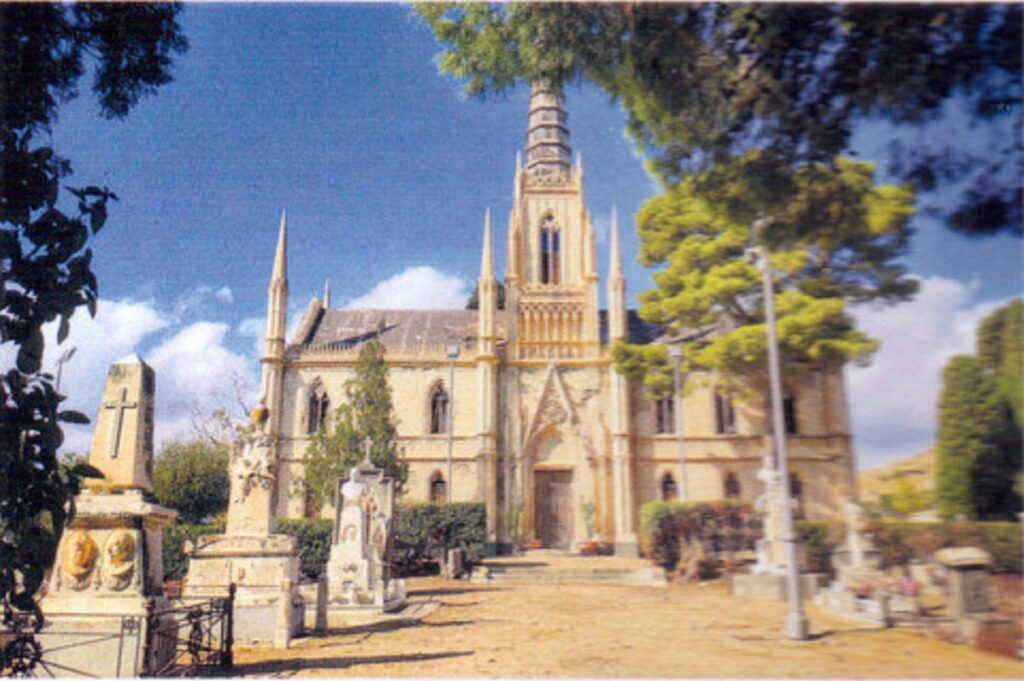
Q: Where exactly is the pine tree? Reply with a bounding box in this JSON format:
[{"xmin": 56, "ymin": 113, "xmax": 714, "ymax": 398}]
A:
[{"xmin": 298, "ymin": 321, "xmax": 407, "ymax": 511}]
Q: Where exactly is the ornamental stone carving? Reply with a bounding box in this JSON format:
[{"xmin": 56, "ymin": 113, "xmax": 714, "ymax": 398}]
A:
[
  {"xmin": 538, "ymin": 396, "xmax": 568, "ymax": 427},
  {"xmin": 231, "ymin": 431, "xmax": 276, "ymax": 500},
  {"xmin": 104, "ymin": 530, "xmax": 136, "ymax": 591},
  {"xmin": 62, "ymin": 530, "xmax": 98, "ymax": 591}
]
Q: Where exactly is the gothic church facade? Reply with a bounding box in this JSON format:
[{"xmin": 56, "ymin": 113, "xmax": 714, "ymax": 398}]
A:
[{"xmin": 258, "ymin": 84, "xmax": 857, "ymax": 555}]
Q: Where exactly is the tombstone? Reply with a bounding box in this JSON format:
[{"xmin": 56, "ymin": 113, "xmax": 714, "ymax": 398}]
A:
[
  {"xmin": 933, "ymin": 547, "xmax": 1016, "ymax": 655},
  {"xmin": 183, "ymin": 405, "xmax": 304, "ymax": 648},
  {"xmin": 830, "ymin": 501, "xmax": 882, "ymax": 572},
  {"xmin": 324, "ymin": 442, "xmax": 406, "ymax": 625},
  {"xmin": 40, "ymin": 355, "xmax": 179, "ymax": 677}
]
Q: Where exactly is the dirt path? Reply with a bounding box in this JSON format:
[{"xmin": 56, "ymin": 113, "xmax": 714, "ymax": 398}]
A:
[{"xmin": 232, "ymin": 576, "xmax": 1023, "ymax": 678}]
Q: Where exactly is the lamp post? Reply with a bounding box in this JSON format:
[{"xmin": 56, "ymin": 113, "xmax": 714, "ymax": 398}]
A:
[
  {"xmin": 446, "ymin": 344, "xmax": 460, "ymax": 502},
  {"xmin": 667, "ymin": 345, "xmax": 687, "ymax": 501},
  {"xmin": 746, "ymin": 222, "xmax": 809, "ymax": 641},
  {"xmin": 55, "ymin": 346, "xmax": 77, "ymax": 393}
]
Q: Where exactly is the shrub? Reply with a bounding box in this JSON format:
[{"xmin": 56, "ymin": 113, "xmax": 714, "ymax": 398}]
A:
[
  {"xmin": 278, "ymin": 518, "xmax": 334, "ymax": 579},
  {"xmin": 795, "ymin": 520, "xmax": 842, "ymax": 574},
  {"xmin": 392, "ymin": 502, "xmax": 486, "ymax": 575},
  {"xmin": 866, "ymin": 521, "xmax": 1022, "ymax": 574},
  {"xmin": 638, "ymin": 500, "xmax": 759, "ymax": 577}
]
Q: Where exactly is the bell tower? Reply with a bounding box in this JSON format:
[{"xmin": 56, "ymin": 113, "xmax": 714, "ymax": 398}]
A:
[{"xmin": 506, "ymin": 82, "xmax": 599, "ymax": 361}]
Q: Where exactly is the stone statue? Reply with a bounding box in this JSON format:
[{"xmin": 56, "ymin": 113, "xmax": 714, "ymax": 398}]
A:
[{"xmin": 231, "ymin": 405, "xmax": 277, "ymax": 500}]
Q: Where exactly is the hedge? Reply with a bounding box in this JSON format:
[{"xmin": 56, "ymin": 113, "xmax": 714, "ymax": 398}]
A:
[
  {"xmin": 638, "ymin": 500, "xmax": 759, "ymax": 577},
  {"xmin": 162, "ymin": 502, "xmax": 487, "ymax": 581},
  {"xmin": 867, "ymin": 521, "xmax": 1021, "ymax": 574}
]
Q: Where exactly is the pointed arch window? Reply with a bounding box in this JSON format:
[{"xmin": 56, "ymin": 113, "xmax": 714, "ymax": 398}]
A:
[
  {"xmin": 429, "ymin": 384, "xmax": 450, "ymax": 434},
  {"xmin": 429, "ymin": 471, "xmax": 448, "ymax": 502},
  {"xmin": 654, "ymin": 396, "xmax": 675, "ymax": 434},
  {"xmin": 661, "ymin": 472, "xmax": 678, "ymax": 501},
  {"xmin": 789, "ymin": 473, "xmax": 805, "ymax": 519},
  {"xmin": 539, "ymin": 215, "xmax": 561, "ymax": 285},
  {"xmin": 783, "ymin": 391, "xmax": 798, "ymax": 435},
  {"xmin": 724, "ymin": 472, "xmax": 741, "ymax": 499},
  {"xmin": 714, "ymin": 389, "xmax": 737, "ymax": 435},
  {"xmin": 307, "ymin": 388, "xmax": 329, "ymax": 434}
]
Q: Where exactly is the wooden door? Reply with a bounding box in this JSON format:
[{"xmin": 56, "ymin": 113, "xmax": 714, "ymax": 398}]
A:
[{"xmin": 535, "ymin": 470, "xmax": 574, "ymax": 549}]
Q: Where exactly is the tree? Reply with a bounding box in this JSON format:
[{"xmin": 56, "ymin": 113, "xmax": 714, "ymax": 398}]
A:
[
  {"xmin": 466, "ymin": 279, "xmax": 506, "ymax": 310},
  {"xmin": 611, "ymin": 154, "xmax": 916, "ymax": 399},
  {"xmin": 298, "ymin": 322, "xmax": 407, "ymax": 510},
  {"xmin": 0, "ymin": 3, "xmax": 186, "ymax": 622},
  {"xmin": 416, "ymin": 3, "xmax": 1021, "ymax": 236},
  {"xmin": 977, "ymin": 298, "xmax": 1023, "ymax": 427},
  {"xmin": 152, "ymin": 439, "xmax": 230, "ymax": 525}
]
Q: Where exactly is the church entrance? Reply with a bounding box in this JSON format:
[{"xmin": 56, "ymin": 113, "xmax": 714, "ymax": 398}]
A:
[{"xmin": 534, "ymin": 470, "xmax": 573, "ymax": 549}]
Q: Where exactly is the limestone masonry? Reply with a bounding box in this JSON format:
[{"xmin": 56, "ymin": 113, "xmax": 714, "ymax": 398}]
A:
[{"xmin": 258, "ymin": 83, "xmax": 856, "ymax": 556}]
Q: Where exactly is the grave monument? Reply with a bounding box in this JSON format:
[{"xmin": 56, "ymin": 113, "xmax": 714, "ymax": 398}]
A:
[
  {"xmin": 183, "ymin": 404, "xmax": 304, "ymax": 648},
  {"xmin": 40, "ymin": 354, "xmax": 178, "ymax": 677},
  {"xmin": 324, "ymin": 442, "xmax": 406, "ymax": 625}
]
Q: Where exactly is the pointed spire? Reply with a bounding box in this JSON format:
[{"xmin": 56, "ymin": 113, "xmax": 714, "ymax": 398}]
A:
[
  {"xmin": 323, "ymin": 278, "xmax": 331, "ymax": 309},
  {"xmin": 610, "ymin": 206, "xmax": 622, "ymax": 278},
  {"xmin": 481, "ymin": 208, "xmax": 494, "ymax": 280},
  {"xmin": 272, "ymin": 210, "xmax": 288, "ymax": 282}
]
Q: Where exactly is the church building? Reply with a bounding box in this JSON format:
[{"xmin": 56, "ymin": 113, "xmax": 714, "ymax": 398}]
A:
[{"xmin": 258, "ymin": 83, "xmax": 857, "ymax": 556}]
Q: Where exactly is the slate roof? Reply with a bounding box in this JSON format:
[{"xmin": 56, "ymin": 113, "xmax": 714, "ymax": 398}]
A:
[{"xmin": 297, "ymin": 307, "xmax": 673, "ymax": 354}]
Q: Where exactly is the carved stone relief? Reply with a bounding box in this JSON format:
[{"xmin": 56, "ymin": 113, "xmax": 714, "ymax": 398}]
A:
[
  {"xmin": 104, "ymin": 530, "xmax": 136, "ymax": 591},
  {"xmin": 62, "ymin": 530, "xmax": 98, "ymax": 591}
]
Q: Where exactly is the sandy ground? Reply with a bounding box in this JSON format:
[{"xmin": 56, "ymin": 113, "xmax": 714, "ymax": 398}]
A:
[{"xmin": 231, "ymin": 575, "xmax": 1023, "ymax": 678}]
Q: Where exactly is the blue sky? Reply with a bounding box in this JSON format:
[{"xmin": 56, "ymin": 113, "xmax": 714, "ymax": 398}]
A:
[{"xmin": 36, "ymin": 4, "xmax": 1022, "ymax": 468}]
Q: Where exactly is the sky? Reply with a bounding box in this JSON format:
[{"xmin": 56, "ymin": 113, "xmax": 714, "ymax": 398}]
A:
[{"xmin": 29, "ymin": 3, "xmax": 1023, "ymax": 470}]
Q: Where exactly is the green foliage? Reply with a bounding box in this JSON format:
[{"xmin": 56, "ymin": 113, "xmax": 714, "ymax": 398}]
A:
[
  {"xmin": 0, "ymin": 3, "xmax": 186, "ymax": 621},
  {"xmin": 977, "ymin": 299, "xmax": 1023, "ymax": 428},
  {"xmin": 795, "ymin": 520, "xmax": 843, "ymax": 575},
  {"xmin": 298, "ymin": 322, "xmax": 407, "ymax": 509},
  {"xmin": 163, "ymin": 521, "xmax": 225, "ymax": 581},
  {"xmin": 466, "ymin": 279, "xmax": 506, "ymax": 310},
  {"xmin": 614, "ymin": 155, "xmax": 914, "ymax": 395},
  {"xmin": 392, "ymin": 502, "xmax": 486, "ymax": 575},
  {"xmin": 278, "ymin": 518, "xmax": 333, "ymax": 579},
  {"xmin": 152, "ymin": 439, "xmax": 230, "ymax": 524},
  {"xmin": 867, "ymin": 521, "xmax": 1022, "ymax": 575},
  {"xmin": 416, "ymin": 3, "xmax": 1021, "ymax": 235},
  {"xmin": 638, "ymin": 500, "xmax": 758, "ymax": 575},
  {"xmin": 879, "ymin": 476, "xmax": 934, "ymax": 519}
]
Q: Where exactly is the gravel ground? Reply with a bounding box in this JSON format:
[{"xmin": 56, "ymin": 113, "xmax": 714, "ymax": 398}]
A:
[{"xmin": 231, "ymin": 575, "xmax": 1023, "ymax": 678}]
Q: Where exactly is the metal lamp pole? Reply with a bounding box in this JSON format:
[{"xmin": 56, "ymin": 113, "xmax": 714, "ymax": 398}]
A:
[
  {"xmin": 667, "ymin": 345, "xmax": 687, "ymax": 501},
  {"xmin": 446, "ymin": 344, "xmax": 460, "ymax": 502},
  {"xmin": 748, "ymin": 225, "xmax": 809, "ymax": 641}
]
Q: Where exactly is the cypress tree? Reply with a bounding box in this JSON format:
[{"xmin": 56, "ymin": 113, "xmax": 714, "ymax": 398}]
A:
[{"xmin": 298, "ymin": 321, "xmax": 407, "ymax": 510}]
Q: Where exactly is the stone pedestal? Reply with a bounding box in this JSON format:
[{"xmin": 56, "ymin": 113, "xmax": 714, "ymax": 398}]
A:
[
  {"xmin": 40, "ymin": 489, "xmax": 178, "ymax": 677},
  {"xmin": 325, "ymin": 461, "xmax": 406, "ymax": 625},
  {"xmin": 183, "ymin": 407, "xmax": 304, "ymax": 648},
  {"xmin": 934, "ymin": 546, "xmax": 1013, "ymax": 651}
]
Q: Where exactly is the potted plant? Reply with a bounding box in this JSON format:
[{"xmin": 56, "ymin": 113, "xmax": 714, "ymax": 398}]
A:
[{"xmin": 579, "ymin": 498, "xmax": 601, "ymax": 555}]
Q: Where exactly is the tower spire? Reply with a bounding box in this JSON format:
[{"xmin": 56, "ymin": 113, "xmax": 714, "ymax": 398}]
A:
[
  {"xmin": 608, "ymin": 206, "xmax": 627, "ymax": 343},
  {"xmin": 272, "ymin": 210, "xmax": 287, "ymax": 282},
  {"xmin": 525, "ymin": 80, "xmax": 571, "ymax": 178},
  {"xmin": 481, "ymin": 208, "xmax": 494, "ymax": 280},
  {"xmin": 610, "ymin": 205, "xmax": 622, "ymax": 279},
  {"xmin": 323, "ymin": 278, "xmax": 331, "ymax": 309}
]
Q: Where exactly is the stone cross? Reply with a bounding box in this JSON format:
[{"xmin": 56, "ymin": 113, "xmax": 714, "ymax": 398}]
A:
[
  {"xmin": 87, "ymin": 355, "xmax": 155, "ymax": 489},
  {"xmin": 104, "ymin": 387, "xmax": 138, "ymax": 459},
  {"xmin": 362, "ymin": 438, "xmax": 373, "ymax": 467}
]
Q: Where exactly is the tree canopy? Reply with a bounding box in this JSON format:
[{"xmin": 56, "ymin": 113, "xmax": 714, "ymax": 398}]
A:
[
  {"xmin": 416, "ymin": 2, "xmax": 1021, "ymax": 236},
  {"xmin": 0, "ymin": 2, "xmax": 186, "ymax": 623},
  {"xmin": 612, "ymin": 154, "xmax": 916, "ymax": 396},
  {"xmin": 298, "ymin": 323, "xmax": 407, "ymax": 511},
  {"xmin": 152, "ymin": 439, "xmax": 230, "ymax": 525}
]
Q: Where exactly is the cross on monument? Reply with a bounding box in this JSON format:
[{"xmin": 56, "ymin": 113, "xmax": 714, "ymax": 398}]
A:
[
  {"xmin": 362, "ymin": 438, "xmax": 373, "ymax": 468},
  {"xmin": 105, "ymin": 387, "xmax": 138, "ymax": 458}
]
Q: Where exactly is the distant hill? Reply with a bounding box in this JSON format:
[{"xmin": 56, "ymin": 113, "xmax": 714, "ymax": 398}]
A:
[{"xmin": 858, "ymin": 448, "xmax": 936, "ymax": 506}]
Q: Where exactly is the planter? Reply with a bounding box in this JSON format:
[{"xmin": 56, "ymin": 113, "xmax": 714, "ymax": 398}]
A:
[
  {"xmin": 579, "ymin": 540, "xmax": 602, "ymax": 555},
  {"xmin": 523, "ymin": 539, "xmax": 544, "ymax": 550}
]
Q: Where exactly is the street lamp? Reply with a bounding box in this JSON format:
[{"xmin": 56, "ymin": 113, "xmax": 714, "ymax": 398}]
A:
[
  {"xmin": 55, "ymin": 346, "xmax": 77, "ymax": 393},
  {"xmin": 446, "ymin": 344, "xmax": 460, "ymax": 502},
  {"xmin": 747, "ymin": 219, "xmax": 809, "ymax": 641},
  {"xmin": 667, "ymin": 344, "xmax": 687, "ymax": 501}
]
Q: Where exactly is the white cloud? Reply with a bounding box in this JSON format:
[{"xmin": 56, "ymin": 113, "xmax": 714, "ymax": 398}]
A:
[
  {"xmin": 215, "ymin": 286, "xmax": 234, "ymax": 304},
  {"xmin": 346, "ymin": 266, "xmax": 470, "ymax": 310},
  {"xmin": 171, "ymin": 283, "xmax": 234, "ymax": 320},
  {"xmin": 847, "ymin": 276, "xmax": 1009, "ymax": 469}
]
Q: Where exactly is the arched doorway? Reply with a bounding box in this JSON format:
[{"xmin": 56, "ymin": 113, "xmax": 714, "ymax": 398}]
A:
[{"xmin": 534, "ymin": 470, "xmax": 573, "ymax": 548}]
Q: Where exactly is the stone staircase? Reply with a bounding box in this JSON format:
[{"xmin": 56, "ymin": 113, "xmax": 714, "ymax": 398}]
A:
[{"xmin": 477, "ymin": 550, "xmax": 667, "ymax": 587}]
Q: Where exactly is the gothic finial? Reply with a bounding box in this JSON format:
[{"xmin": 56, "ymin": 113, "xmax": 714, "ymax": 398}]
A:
[
  {"xmin": 610, "ymin": 206, "xmax": 622, "ymax": 278},
  {"xmin": 323, "ymin": 278, "xmax": 331, "ymax": 309},
  {"xmin": 481, "ymin": 208, "xmax": 494, "ymax": 280},
  {"xmin": 272, "ymin": 210, "xmax": 288, "ymax": 282}
]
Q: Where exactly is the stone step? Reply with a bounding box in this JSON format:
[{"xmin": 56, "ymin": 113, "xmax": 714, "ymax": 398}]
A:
[{"xmin": 478, "ymin": 552, "xmax": 667, "ymax": 587}]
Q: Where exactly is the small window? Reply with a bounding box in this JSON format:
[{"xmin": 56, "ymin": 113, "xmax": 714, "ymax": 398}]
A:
[
  {"xmin": 783, "ymin": 392, "xmax": 798, "ymax": 435},
  {"xmin": 540, "ymin": 216, "xmax": 561, "ymax": 285},
  {"xmin": 307, "ymin": 390, "xmax": 329, "ymax": 434},
  {"xmin": 429, "ymin": 473, "xmax": 448, "ymax": 502},
  {"xmin": 714, "ymin": 389, "xmax": 736, "ymax": 435},
  {"xmin": 430, "ymin": 385, "xmax": 449, "ymax": 434},
  {"xmin": 789, "ymin": 473, "xmax": 804, "ymax": 520},
  {"xmin": 655, "ymin": 396, "xmax": 675, "ymax": 434},
  {"xmin": 724, "ymin": 472, "xmax": 741, "ymax": 499},
  {"xmin": 661, "ymin": 473, "xmax": 678, "ymax": 501}
]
